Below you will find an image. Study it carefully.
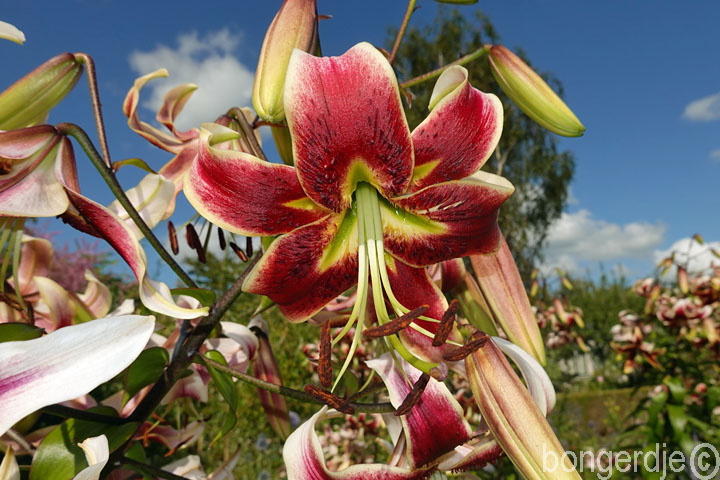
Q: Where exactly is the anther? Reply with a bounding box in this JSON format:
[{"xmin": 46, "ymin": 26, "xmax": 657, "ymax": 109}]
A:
[
  {"xmin": 304, "ymin": 385, "xmax": 355, "ymax": 415},
  {"xmin": 168, "ymin": 221, "xmax": 179, "ymax": 255},
  {"xmin": 394, "ymin": 373, "xmax": 430, "ymax": 416},
  {"xmin": 186, "ymin": 224, "xmax": 199, "ymax": 250},
  {"xmin": 362, "ymin": 305, "xmax": 429, "ymax": 339},
  {"xmin": 246, "ymin": 237, "xmax": 254, "ymax": 257},
  {"xmin": 442, "ymin": 332, "xmax": 489, "ymax": 362},
  {"xmin": 318, "ymin": 320, "xmax": 333, "ymax": 388},
  {"xmin": 432, "ymin": 299, "xmax": 459, "ymax": 347},
  {"xmin": 217, "ymin": 227, "xmax": 226, "ymax": 250},
  {"xmin": 229, "ymin": 242, "xmax": 248, "ymax": 262}
]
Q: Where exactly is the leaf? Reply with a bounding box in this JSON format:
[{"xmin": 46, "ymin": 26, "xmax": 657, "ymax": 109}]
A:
[
  {"xmin": 202, "ymin": 350, "xmax": 238, "ymax": 443},
  {"xmin": 30, "ymin": 407, "xmax": 137, "ymax": 480},
  {"xmin": 663, "ymin": 377, "xmax": 686, "ymax": 404},
  {"xmin": 123, "ymin": 347, "xmax": 169, "ymax": 405},
  {"xmin": 112, "ymin": 157, "xmax": 157, "ymax": 174},
  {"xmin": 0, "ymin": 323, "xmax": 44, "ymax": 343},
  {"xmin": 170, "ymin": 287, "xmax": 216, "ymax": 307}
]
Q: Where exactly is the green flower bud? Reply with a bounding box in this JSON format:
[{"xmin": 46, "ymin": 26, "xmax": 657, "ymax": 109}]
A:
[
  {"xmin": 0, "ymin": 53, "xmax": 83, "ymax": 131},
  {"xmin": 252, "ymin": 0, "xmax": 318, "ymax": 123},
  {"xmin": 489, "ymin": 45, "xmax": 585, "ymax": 137}
]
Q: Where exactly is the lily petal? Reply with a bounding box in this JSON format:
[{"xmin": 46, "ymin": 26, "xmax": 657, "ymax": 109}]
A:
[
  {"xmin": 384, "ymin": 170, "xmax": 514, "ymax": 267},
  {"xmin": 185, "ymin": 124, "xmax": 328, "ymax": 236},
  {"xmin": 0, "ymin": 447, "xmax": 20, "ymax": 480},
  {"xmin": 15, "ymin": 235, "xmax": 53, "ymax": 296},
  {"xmin": 410, "ymin": 66, "xmax": 503, "ymax": 192},
  {"xmin": 366, "ymin": 353, "xmax": 472, "ymax": 469},
  {"xmin": 33, "ymin": 276, "xmax": 76, "ymax": 331},
  {"xmin": 73, "ymin": 435, "xmax": 109, "ymax": 480},
  {"xmin": 0, "ymin": 21, "xmax": 25, "ymax": 45},
  {"xmin": 285, "ymin": 42, "xmax": 413, "ymax": 212},
  {"xmin": 243, "ymin": 214, "xmax": 357, "ymax": 322},
  {"xmin": 156, "ymin": 82, "xmax": 199, "ymax": 141},
  {"xmin": 107, "ymin": 173, "xmax": 175, "ymax": 239},
  {"xmin": 77, "ymin": 270, "xmax": 112, "ymax": 319},
  {"xmin": 0, "ymin": 315, "xmax": 155, "ymax": 436},
  {"xmin": 469, "ymin": 234, "xmax": 546, "ymax": 365},
  {"xmin": 465, "ymin": 337, "xmax": 581, "ymax": 479},
  {"xmin": 283, "ymin": 407, "xmax": 431, "ymax": 480}
]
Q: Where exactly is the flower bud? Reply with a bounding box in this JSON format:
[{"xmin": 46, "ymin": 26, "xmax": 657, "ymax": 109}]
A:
[
  {"xmin": 488, "ymin": 45, "xmax": 585, "ymax": 137},
  {"xmin": 0, "ymin": 53, "xmax": 83, "ymax": 131},
  {"xmin": 253, "ymin": 0, "xmax": 318, "ymax": 123},
  {"xmin": 0, "ymin": 20, "xmax": 25, "ymax": 45}
]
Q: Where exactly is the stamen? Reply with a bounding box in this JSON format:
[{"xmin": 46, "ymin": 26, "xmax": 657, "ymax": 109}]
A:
[
  {"xmin": 432, "ymin": 299, "xmax": 459, "ymax": 347},
  {"xmin": 318, "ymin": 320, "xmax": 333, "ymax": 388},
  {"xmin": 168, "ymin": 221, "xmax": 179, "ymax": 255},
  {"xmin": 185, "ymin": 223, "xmax": 199, "ymax": 250},
  {"xmin": 217, "ymin": 226, "xmax": 226, "ymax": 250},
  {"xmin": 246, "ymin": 237, "xmax": 254, "ymax": 257},
  {"xmin": 362, "ymin": 305, "xmax": 428, "ymax": 338},
  {"xmin": 229, "ymin": 242, "xmax": 248, "ymax": 262},
  {"xmin": 394, "ymin": 372, "xmax": 430, "ymax": 416},
  {"xmin": 442, "ymin": 332, "xmax": 489, "ymax": 362},
  {"xmin": 304, "ymin": 385, "xmax": 355, "ymax": 415}
]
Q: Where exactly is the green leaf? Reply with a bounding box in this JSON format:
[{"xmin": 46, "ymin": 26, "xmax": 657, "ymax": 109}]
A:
[
  {"xmin": 203, "ymin": 350, "xmax": 238, "ymax": 443},
  {"xmin": 667, "ymin": 404, "xmax": 688, "ymax": 436},
  {"xmin": 30, "ymin": 407, "xmax": 137, "ymax": 480},
  {"xmin": 170, "ymin": 287, "xmax": 216, "ymax": 307},
  {"xmin": 112, "ymin": 157, "xmax": 156, "ymax": 173},
  {"xmin": 123, "ymin": 347, "xmax": 169, "ymax": 405},
  {"xmin": 663, "ymin": 376, "xmax": 686, "ymax": 404},
  {"xmin": 0, "ymin": 322, "xmax": 44, "ymax": 342}
]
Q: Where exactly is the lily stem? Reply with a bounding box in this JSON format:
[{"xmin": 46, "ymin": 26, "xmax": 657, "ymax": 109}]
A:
[
  {"xmin": 40, "ymin": 405, "xmax": 128, "ymax": 425},
  {"xmin": 388, "ymin": 0, "xmax": 417, "ymax": 65},
  {"xmin": 119, "ymin": 457, "xmax": 190, "ymax": 480},
  {"xmin": 75, "ymin": 54, "xmax": 112, "ymax": 168},
  {"xmin": 57, "ymin": 123, "xmax": 197, "ymax": 289},
  {"xmin": 399, "ymin": 45, "xmax": 491, "ymax": 89},
  {"xmin": 201, "ymin": 357, "xmax": 395, "ymax": 414}
]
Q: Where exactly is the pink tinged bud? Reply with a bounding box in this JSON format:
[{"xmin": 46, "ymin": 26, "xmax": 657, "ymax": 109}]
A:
[
  {"xmin": 465, "ymin": 337, "xmax": 581, "ymax": 480},
  {"xmin": 488, "ymin": 45, "xmax": 585, "ymax": 137},
  {"xmin": 677, "ymin": 266, "xmax": 689, "ymax": 294},
  {"xmin": 250, "ymin": 316, "xmax": 291, "ymax": 439},
  {"xmin": 252, "ymin": 0, "xmax": 318, "ymax": 123},
  {"xmin": 470, "ymin": 234, "xmax": 546, "ymax": 365},
  {"xmin": 0, "ymin": 53, "xmax": 83, "ymax": 131}
]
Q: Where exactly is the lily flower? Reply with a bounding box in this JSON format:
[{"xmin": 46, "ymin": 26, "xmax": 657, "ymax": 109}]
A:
[
  {"xmin": 0, "ymin": 314, "xmax": 155, "ymax": 436},
  {"xmin": 185, "ymin": 43, "xmax": 512, "ymax": 379},
  {"xmin": 285, "ymin": 345, "xmax": 555, "ymax": 478},
  {"xmin": 0, "ymin": 126, "xmax": 206, "ymax": 319}
]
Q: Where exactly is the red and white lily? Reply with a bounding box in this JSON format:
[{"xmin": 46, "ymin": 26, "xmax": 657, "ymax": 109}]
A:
[{"xmin": 185, "ymin": 42, "xmax": 512, "ymax": 379}]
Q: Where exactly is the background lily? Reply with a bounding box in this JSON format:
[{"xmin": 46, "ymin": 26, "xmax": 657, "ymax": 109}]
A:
[{"xmin": 186, "ymin": 42, "xmax": 512, "ymax": 381}]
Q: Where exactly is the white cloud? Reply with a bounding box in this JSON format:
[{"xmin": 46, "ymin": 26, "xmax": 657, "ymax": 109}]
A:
[
  {"xmin": 654, "ymin": 237, "xmax": 720, "ymax": 276},
  {"xmin": 128, "ymin": 29, "xmax": 254, "ymax": 131},
  {"xmin": 541, "ymin": 209, "xmax": 666, "ymax": 273},
  {"xmin": 682, "ymin": 91, "xmax": 720, "ymax": 122}
]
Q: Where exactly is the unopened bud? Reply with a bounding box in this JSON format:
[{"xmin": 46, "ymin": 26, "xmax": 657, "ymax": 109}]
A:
[
  {"xmin": 253, "ymin": 0, "xmax": 318, "ymax": 123},
  {"xmin": 0, "ymin": 53, "xmax": 83, "ymax": 130},
  {"xmin": 488, "ymin": 45, "xmax": 584, "ymax": 137},
  {"xmin": 0, "ymin": 20, "xmax": 25, "ymax": 45}
]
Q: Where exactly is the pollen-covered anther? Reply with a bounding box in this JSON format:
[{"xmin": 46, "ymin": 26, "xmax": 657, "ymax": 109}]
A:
[
  {"xmin": 217, "ymin": 226, "xmax": 226, "ymax": 250},
  {"xmin": 318, "ymin": 320, "xmax": 333, "ymax": 388},
  {"xmin": 304, "ymin": 384, "xmax": 355, "ymax": 415},
  {"xmin": 362, "ymin": 305, "xmax": 429, "ymax": 339},
  {"xmin": 442, "ymin": 331, "xmax": 489, "ymax": 362},
  {"xmin": 229, "ymin": 241, "xmax": 249, "ymax": 262},
  {"xmin": 168, "ymin": 221, "xmax": 179, "ymax": 255},
  {"xmin": 186, "ymin": 223, "xmax": 200, "ymax": 250},
  {"xmin": 432, "ymin": 299, "xmax": 459, "ymax": 347},
  {"xmin": 394, "ymin": 372, "xmax": 431, "ymax": 416},
  {"xmin": 246, "ymin": 237, "xmax": 254, "ymax": 257}
]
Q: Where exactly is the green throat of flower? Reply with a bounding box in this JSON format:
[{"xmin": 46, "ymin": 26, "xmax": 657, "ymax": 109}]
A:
[{"xmin": 330, "ymin": 182, "xmax": 457, "ymax": 390}]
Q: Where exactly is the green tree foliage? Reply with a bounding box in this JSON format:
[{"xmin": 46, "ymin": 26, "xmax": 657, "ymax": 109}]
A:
[{"xmin": 391, "ymin": 9, "xmax": 575, "ymax": 277}]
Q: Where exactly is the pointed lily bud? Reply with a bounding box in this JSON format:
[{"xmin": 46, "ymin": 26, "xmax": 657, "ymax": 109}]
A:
[
  {"xmin": 250, "ymin": 316, "xmax": 291, "ymax": 439},
  {"xmin": 465, "ymin": 336, "xmax": 581, "ymax": 479},
  {"xmin": 253, "ymin": 0, "xmax": 318, "ymax": 123},
  {"xmin": 0, "ymin": 53, "xmax": 83, "ymax": 130},
  {"xmin": 488, "ymin": 45, "xmax": 584, "ymax": 137},
  {"xmin": 0, "ymin": 20, "xmax": 25, "ymax": 45},
  {"xmin": 470, "ymin": 234, "xmax": 546, "ymax": 365},
  {"xmin": 677, "ymin": 266, "xmax": 689, "ymax": 294}
]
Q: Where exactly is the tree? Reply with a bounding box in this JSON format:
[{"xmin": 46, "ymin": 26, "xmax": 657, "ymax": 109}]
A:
[{"xmin": 391, "ymin": 9, "xmax": 575, "ymax": 278}]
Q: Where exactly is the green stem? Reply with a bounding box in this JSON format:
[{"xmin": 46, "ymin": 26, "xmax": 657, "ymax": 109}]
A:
[
  {"xmin": 228, "ymin": 108, "xmax": 267, "ymax": 161},
  {"xmin": 388, "ymin": 0, "xmax": 417, "ymax": 65},
  {"xmin": 120, "ymin": 457, "xmax": 191, "ymax": 480},
  {"xmin": 40, "ymin": 405, "xmax": 129, "ymax": 425},
  {"xmin": 202, "ymin": 357, "xmax": 394, "ymax": 414},
  {"xmin": 75, "ymin": 54, "xmax": 112, "ymax": 168},
  {"xmin": 57, "ymin": 123, "xmax": 197, "ymax": 289},
  {"xmin": 399, "ymin": 45, "xmax": 490, "ymax": 89}
]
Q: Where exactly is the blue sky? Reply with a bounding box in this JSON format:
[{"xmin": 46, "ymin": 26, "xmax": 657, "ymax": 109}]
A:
[{"xmin": 2, "ymin": 0, "xmax": 719, "ymax": 283}]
